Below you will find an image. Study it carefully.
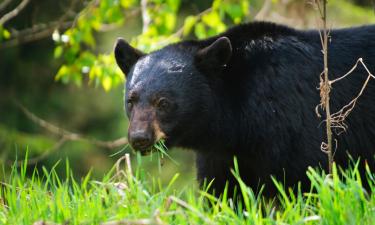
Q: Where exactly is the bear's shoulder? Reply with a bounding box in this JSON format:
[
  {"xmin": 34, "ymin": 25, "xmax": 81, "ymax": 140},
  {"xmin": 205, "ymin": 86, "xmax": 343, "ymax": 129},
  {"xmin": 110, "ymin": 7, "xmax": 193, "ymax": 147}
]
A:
[{"xmin": 165, "ymin": 22, "xmax": 303, "ymax": 54}]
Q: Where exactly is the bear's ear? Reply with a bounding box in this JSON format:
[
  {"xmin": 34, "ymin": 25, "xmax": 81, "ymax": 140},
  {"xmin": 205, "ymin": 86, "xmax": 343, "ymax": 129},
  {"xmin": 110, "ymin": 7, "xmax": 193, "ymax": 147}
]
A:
[
  {"xmin": 114, "ymin": 38, "xmax": 145, "ymax": 76},
  {"xmin": 195, "ymin": 36, "xmax": 232, "ymax": 72}
]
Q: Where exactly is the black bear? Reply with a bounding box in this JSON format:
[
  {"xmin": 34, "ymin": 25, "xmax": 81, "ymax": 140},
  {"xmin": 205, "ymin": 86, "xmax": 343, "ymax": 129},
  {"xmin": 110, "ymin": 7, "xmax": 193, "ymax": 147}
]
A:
[{"xmin": 114, "ymin": 21, "xmax": 375, "ymax": 196}]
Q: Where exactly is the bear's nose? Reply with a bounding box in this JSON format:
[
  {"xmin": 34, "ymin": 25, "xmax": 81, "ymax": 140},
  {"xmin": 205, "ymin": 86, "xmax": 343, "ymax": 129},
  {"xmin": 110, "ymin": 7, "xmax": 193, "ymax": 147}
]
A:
[{"xmin": 129, "ymin": 130, "xmax": 153, "ymax": 151}]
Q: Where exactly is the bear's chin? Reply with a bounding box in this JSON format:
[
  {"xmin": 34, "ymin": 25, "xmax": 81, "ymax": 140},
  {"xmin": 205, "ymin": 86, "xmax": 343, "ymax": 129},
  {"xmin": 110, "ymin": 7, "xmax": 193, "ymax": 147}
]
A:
[
  {"xmin": 140, "ymin": 149, "xmax": 152, "ymax": 156},
  {"xmin": 130, "ymin": 145, "xmax": 154, "ymax": 156}
]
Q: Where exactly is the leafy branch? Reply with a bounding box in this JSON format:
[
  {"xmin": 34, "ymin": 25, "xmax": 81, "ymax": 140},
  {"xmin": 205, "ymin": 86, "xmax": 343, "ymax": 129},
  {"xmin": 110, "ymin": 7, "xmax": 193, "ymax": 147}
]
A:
[{"xmin": 0, "ymin": 0, "xmax": 80, "ymax": 49}]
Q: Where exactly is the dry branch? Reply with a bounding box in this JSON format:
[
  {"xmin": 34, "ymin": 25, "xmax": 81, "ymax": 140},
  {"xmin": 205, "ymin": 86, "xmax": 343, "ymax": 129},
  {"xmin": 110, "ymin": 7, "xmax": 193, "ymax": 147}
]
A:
[
  {"xmin": 0, "ymin": 0, "xmax": 30, "ymax": 26},
  {"xmin": 254, "ymin": 0, "xmax": 272, "ymax": 20},
  {"xmin": 141, "ymin": 0, "xmax": 151, "ymax": 33},
  {"xmin": 0, "ymin": 0, "xmax": 79, "ymax": 49},
  {"xmin": 0, "ymin": 21, "xmax": 73, "ymax": 49},
  {"xmin": 8, "ymin": 102, "xmax": 128, "ymax": 166},
  {"xmin": 330, "ymin": 59, "xmax": 375, "ymax": 133},
  {"xmin": 314, "ymin": 0, "xmax": 334, "ymax": 173},
  {"xmin": 314, "ymin": 0, "xmax": 375, "ymax": 173},
  {"xmin": 16, "ymin": 102, "xmax": 128, "ymax": 149}
]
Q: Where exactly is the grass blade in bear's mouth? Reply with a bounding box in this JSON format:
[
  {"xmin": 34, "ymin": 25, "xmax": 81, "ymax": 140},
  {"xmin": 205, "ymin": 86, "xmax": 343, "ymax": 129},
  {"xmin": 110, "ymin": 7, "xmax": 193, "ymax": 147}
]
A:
[{"xmin": 152, "ymin": 140, "xmax": 179, "ymax": 165}]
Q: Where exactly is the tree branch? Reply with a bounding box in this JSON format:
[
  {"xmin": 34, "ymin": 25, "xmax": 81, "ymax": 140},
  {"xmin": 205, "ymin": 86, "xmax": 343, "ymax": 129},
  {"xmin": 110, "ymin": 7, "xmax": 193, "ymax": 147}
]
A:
[
  {"xmin": 141, "ymin": 0, "xmax": 151, "ymax": 33},
  {"xmin": 254, "ymin": 0, "xmax": 272, "ymax": 20},
  {"xmin": 4, "ymin": 102, "xmax": 129, "ymax": 166},
  {"xmin": 0, "ymin": 21, "xmax": 73, "ymax": 49},
  {"xmin": 15, "ymin": 102, "xmax": 128, "ymax": 149},
  {"xmin": 0, "ymin": 0, "xmax": 30, "ymax": 26},
  {"xmin": 0, "ymin": 0, "xmax": 80, "ymax": 49}
]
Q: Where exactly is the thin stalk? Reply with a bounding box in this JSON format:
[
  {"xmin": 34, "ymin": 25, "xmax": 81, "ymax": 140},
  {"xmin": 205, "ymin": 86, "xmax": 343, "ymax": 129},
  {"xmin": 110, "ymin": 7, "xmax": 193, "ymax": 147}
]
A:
[{"xmin": 322, "ymin": 0, "xmax": 333, "ymax": 174}]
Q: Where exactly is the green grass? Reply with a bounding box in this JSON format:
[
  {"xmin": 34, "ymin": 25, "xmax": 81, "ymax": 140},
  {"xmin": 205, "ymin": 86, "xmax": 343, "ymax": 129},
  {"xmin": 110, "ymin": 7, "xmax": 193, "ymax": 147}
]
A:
[{"xmin": 1, "ymin": 154, "xmax": 375, "ymax": 225}]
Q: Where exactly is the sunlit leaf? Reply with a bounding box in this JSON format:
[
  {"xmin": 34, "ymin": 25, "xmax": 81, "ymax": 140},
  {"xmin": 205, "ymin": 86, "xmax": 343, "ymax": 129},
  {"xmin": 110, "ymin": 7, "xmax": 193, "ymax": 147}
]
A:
[
  {"xmin": 54, "ymin": 46, "xmax": 63, "ymax": 58},
  {"xmin": 3, "ymin": 28, "xmax": 10, "ymax": 39},
  {"xmin": 183, "ymin": 16, "xmax": 196, "ymax": 36},
  {"xmin": 102, "ymin": 76, "xmax": 112, "ymax": 91},
  {"xmin": 194, "ymin": 22, "xmax": 207, "ymax": 39}
]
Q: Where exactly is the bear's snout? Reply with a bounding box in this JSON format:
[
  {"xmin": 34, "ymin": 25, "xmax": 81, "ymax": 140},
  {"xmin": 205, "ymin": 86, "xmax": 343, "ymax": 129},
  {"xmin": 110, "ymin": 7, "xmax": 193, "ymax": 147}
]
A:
[
  {"xmin": 128, "ymin": 107, "xmax": 167, "ymax": 153},
  {"xmin": 128, "ymin": 124, "xmax": 154, "ymax": 152}
]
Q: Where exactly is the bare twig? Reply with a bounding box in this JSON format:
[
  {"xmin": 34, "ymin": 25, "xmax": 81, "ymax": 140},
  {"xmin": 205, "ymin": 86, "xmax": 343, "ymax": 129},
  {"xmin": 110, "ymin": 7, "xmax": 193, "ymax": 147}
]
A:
[
  {"xmin": 125, "ymin": 153, "xmax": 132, "ymax": 177},
  {"xmin": 70, "ymin": 0, "xmax": 99, "ymax": 29},
  {"xmin": 314, "ymin": 0, "xmax": 375, "ymax": 174},
  {"xmin": 315, "ymin": 0, "xmax": 334, "ymax": 173},
  {"xmin": 6, "ymin": 102, "xmax": 128, "ymax": 166},
  {"xmin": 330, "ymin": 59, "xmax": 375, "ymax": 132},
  {"xmin": 0, "ymin": 21, "xmax": 73, "ymax": 49},
  {"xmin": 254, "ymin": 0, "xmax": 272, "ymax": 20},
  {"xmin": 114, "ymin": 153, "xmax": 133, "ymax": 179},
  {"xmin": 141, "ymin": 0, "xmax": 151, "ymax": 33},
  {"xmin": 330, "ymin": 58, "xmax": 375, "ymax": 84},
  {"xmin": 0, "ymin": 0, "xmax": 30, "ymax": 25},
  {"xmin": 16, "ymin": 102, "xmax": 128, "ymax": 149},
  {"xmin": 0, "ymin": 0, "xmax": 80, "ymax": 49}
]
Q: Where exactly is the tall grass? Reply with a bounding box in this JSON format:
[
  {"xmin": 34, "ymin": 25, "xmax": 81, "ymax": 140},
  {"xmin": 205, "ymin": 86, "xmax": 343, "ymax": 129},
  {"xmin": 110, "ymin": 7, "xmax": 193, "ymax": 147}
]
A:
[{"xmin": 1, "ymin": 155, "xmax": 374, "ymax": 224}]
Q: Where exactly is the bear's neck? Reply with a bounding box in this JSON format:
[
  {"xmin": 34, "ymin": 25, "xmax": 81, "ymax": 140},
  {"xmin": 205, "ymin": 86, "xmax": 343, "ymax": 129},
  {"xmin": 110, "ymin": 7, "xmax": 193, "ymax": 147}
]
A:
[{"xmin": 178, "ymin": 88, "xmax": 248, "ymax": 154}]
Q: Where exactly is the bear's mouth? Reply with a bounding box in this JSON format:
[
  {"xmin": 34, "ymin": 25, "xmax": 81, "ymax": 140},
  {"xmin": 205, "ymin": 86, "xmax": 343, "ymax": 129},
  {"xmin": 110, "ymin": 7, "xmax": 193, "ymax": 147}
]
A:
[
  {"xmin": 130, "ymin": 143, "xmax": 154, "ymax": 155},
  {"xmin": 140, "ymin": 148, "xmax": 153, "ymax": 156},
  {"xmin": 131, "ymin": 138, "xmax": 169, "ymax": 156}
]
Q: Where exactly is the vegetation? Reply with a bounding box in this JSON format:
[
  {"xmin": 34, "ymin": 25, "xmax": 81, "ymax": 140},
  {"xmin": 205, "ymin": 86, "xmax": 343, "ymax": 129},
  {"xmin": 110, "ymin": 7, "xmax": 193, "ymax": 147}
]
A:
[
  {"xmin": 1, "ymin": 0, "xmax": 375, "ymax": 224},
  {"xmin": 1, "ymin": 154, "xmax": 375, "ymax": 224}
]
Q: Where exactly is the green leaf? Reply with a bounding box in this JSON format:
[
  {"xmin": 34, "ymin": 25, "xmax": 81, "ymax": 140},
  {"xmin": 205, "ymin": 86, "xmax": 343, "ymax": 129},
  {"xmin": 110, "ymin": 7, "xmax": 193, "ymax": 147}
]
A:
[
  {"xmin": 167, "ymin": 0, "xmax": 180, "ymax": 12},
  {"xmin": 194, "ymin": 22, "xmax": 207, "ymax": 39},
  {"xmin": 55, "ymin": 65, "xmax": 69, "ymax": 81},
  {"xmin": 72, "ymin": 72, "xmax": 83, "ymax": 87},
  {"xmin": 225, "ymin": 4, "xmax": 243, "ymax": 24},
  {"xmin": 120, "ymin": 0, "xmax": 137, "ymax": 8},
  {"xmin": 3, "ymin": 28, "xmax": 10, "ymax": 39},
  {"xmin": 54, "ymin": 46, "xmax": 63, "ymax": 58},
  {"xmin": 164, "ymin": 13, "xmax": 176, "ymax": 32},
  {"xmin": 202, "ymin": 11, "xmax": 222, "ymax": 28},
  {"xmin": 241, "ymin": 0, "xmax": 250, "ymax": 16},
  {"xmin": 183, "ymin": 16, "xmax": 197, "ymax": 36},
  {"xmin": 102, "ymin": 76, "xmax": 112, "ymax": 91},
  {"xmin": 212, "ymin": 0, "xmax": 222, "ymax": 11}
]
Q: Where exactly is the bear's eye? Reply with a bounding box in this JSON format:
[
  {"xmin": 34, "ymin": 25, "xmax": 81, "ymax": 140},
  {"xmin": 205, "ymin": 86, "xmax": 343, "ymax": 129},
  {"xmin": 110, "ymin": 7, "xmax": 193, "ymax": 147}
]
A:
[{"xmin": 156, "ymin": 97, "xmax": 170, "ymax": 111}]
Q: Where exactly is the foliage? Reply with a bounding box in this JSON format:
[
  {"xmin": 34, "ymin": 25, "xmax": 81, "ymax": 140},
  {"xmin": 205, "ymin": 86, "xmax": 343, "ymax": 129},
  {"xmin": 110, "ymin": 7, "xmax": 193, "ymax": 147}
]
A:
[
  {"xmin": 51, "ymin": 0, "xmax": 250, "ymax": 91},
  {"xmin": 1, "ymin": 156, "xmax": 375, "ymax": 224},
  {"xmin": 47, "ymin": 0, "xmax": 375, "ymax": 91}
]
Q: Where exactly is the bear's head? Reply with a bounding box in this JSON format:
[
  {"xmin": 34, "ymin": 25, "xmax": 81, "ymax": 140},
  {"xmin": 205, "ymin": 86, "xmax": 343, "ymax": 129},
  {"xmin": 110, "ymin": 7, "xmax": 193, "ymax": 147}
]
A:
[{"xmin": 114, "ymin": 37, "xmax": 232, "ymax": 154}]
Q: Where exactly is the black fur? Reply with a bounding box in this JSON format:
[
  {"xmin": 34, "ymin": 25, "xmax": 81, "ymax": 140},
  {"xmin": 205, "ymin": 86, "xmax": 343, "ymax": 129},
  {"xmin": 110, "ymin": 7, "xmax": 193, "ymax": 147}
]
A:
[{"xmin": 115, "ymin": 21, "xmax": 375, "ymax": 196}]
